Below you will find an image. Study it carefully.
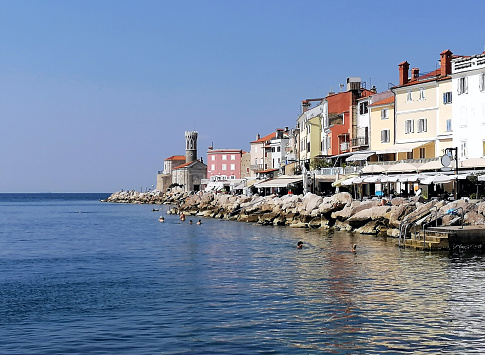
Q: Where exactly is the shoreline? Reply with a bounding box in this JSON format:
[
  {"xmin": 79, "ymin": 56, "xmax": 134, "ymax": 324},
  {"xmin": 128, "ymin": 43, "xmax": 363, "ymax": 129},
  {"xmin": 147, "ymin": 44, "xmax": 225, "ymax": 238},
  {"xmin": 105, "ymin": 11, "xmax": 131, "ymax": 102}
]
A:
[{"xmin": 103, "ymin": 190, "xmax": 485, "ymax": 237}]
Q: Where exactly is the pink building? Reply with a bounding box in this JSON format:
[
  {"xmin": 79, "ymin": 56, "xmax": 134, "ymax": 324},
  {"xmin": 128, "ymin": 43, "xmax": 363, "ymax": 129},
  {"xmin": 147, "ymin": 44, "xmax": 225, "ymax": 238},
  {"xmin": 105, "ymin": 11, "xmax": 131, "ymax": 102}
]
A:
[{"xmin": 207, "ymin": 149, "xmax": 244, "ymax": 179}]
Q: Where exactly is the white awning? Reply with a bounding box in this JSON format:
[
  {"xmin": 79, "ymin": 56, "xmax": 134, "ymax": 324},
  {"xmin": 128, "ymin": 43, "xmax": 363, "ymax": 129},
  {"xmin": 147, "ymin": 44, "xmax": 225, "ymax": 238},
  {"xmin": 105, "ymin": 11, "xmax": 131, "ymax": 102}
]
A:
[
  {"xmin": 315, "ymin": 174, "xmax": 337, "ymax": 182},
  {"xmin": 254, "ymin": 176, "xmax": 303, "ymax": 188},
  {"xmin": 376, "ymin": 141, "xmax": 432, "ymax": 155},
  {"xmin": 346, "ymin": 152, "xmax": 376, "ymax": 162}
]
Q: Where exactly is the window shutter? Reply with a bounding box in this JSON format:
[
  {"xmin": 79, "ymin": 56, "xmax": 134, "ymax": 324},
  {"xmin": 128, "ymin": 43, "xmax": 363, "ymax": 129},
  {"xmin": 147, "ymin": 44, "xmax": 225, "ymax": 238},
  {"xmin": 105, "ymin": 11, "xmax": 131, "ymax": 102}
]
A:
[
  {"xmin": 381, "ymin": 130, "xmax": 385, "ymax": 142},
  {"xmin": 465, "ymin": 77, "xmax": 468, "ymax": 94}
]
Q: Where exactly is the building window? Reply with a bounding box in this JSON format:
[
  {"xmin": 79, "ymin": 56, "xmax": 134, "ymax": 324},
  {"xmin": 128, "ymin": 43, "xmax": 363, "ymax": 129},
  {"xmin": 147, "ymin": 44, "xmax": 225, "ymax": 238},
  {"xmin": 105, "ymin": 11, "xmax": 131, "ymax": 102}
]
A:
[
  {"xmin": 458, "ymin": 76, "xmax": 468, "ymax": 95},
  {"xmin": 230, "ymin": 154, "xmax": 235, "ymax": 160},
  {"xmin": 419, "ymin": 87, "xmax": 425, "ymax": 100},
  {"xmin": 381, "ymin": 108, "xmax": 389, "ymax": 120},
  {"xmin": 419, "ymin": 147, "xmax": 426, "ymax": 159},
  {"xmin": 461, "ymin": 140, "xmax": 468, "ymax": 159},
  {"xmin": 406, "ymin": 90, "xmax": 412, "ymax": 102},
  {"xmin": 222, "ymin": 155, "xmax": 227, "ymax": 160},
  {"xmin": 479, "ymin": 73, "xmax": 485, "ymax": 92},
  {"xmin": 230, "ymin": 164, "xmax": 235, "ymax": 171},
  {"xmin": 360, "ymin": 101, "xmax": 368, "ymax": 114},
  {"xmin": 247, "ymin": 167, "xmax": 249, "ymax": 173},
  {"xmin": 222, "ymin": 164, "xmax": 227, "ymax": 170},
  {"xmin": 277, "ymin": 146, "xmax": 280, "ymax": 152},
  {"xmin": 443, "ymin": 91, "xmax": 452, "ymax": 104},
  {"xmin": 211, "ymin": 155, "xmax": 215, "ymax": 161},
  {"xmin": 405, "ymin": 119, "xmax": 414, "ymax": 134},
  {"xmin": 446, "ymin": 119, "xmax": 452, "ymax": 132},
  {"xmin": 407, "ymin": 152, "xmax": 413, "ymax": 160},
  {"xmin": 307, "ymin": 142, "xmax": 310, "ymax": 152},
  {"xmin": 417, "ymin": 118, "xmax": 427, "ymax": 133},
  {"xmin": 211, "ymin": 164, "xmax": 215, "ymax": 171},
  {"xmin": 381, "ymin": 129, "xmax": 390, "ymax": 143}
]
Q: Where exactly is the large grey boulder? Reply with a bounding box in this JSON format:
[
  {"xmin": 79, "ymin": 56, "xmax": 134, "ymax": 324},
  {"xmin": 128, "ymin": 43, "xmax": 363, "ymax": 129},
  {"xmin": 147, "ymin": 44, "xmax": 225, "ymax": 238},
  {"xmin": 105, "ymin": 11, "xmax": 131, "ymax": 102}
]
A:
[{"xmin": 318, "ymin": 192, "xmax": 352, "ymax": 214}]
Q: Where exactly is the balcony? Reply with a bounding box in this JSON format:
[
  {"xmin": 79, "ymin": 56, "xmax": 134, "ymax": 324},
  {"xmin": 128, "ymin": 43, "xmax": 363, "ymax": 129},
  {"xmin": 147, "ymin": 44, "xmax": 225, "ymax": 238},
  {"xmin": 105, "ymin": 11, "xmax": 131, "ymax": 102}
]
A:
[
  {"xmin": 351, "ymin": 136, "xmax": 369, "ymax": 147},
  {"xmin": 340, "ymin": 142, "xmax": 350, "ymax": 152},
  {"xmin": 250, "ymin": 164, "xmax": 265, "ymax": 171}
]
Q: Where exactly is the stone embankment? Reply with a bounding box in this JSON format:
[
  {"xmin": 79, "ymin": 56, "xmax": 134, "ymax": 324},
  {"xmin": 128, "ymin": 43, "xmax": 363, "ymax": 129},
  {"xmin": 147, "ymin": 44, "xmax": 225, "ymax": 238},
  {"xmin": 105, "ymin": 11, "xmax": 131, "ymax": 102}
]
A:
[{"xmin": 103, "ymin": 190, "xmax": 485, "ymax": 236}]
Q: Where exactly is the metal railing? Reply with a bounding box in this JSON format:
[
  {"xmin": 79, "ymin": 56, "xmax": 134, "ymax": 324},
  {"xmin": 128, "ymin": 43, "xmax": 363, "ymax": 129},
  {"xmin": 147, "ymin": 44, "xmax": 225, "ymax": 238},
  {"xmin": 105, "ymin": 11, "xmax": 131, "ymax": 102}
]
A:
[
  {"xmin": 421, "ymin": 207, "xmax": 464, "ymax": 248},
  {"xmin": 398, "ymin": 204, "xmax": 438, "ymax": 247},
  {"xmin": 319, "ymin": 166, "xmax": 361, "ymax": 176},
  {"xmin": 351, "ymin": 136, "xmax": 369, "ymax": 147}
]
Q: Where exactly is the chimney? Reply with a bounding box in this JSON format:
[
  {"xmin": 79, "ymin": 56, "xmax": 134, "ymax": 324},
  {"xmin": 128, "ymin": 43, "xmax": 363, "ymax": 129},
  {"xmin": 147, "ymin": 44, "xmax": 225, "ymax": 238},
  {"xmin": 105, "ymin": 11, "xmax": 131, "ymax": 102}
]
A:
[
  {"xmin": 301, "ymin": 100, "xmax": 310, "ymax": 113},
  {"xmin": 440, "ymin": 49, "xmax": 453, "ymax": 77},
  {"xmin": 411, "ymin": 68, "xmax": 420, "ymax": 80},
  {"xmin": 399, "ymin": 61, "xmax": 410, "ymax": 85},
  {"xmin": 256, "ymin": 133, "xmax": 260, "ymax": 140}
]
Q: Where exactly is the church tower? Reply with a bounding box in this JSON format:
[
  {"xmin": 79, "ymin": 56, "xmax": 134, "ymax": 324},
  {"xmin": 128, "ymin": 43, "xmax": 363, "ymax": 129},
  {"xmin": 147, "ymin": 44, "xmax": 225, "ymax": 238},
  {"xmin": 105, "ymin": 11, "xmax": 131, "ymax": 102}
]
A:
[{"xmin": 185, "ymin": 131, "xmax": 198, "ymax": 163}]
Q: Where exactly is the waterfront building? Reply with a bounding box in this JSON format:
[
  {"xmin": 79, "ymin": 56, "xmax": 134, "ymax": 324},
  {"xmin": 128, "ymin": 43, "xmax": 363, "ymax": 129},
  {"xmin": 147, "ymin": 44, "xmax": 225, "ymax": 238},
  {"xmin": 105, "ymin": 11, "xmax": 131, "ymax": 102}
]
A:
[
  {"xmin": 249, "ymin": 129, "xmax": 288, "ymax": 178},
  {"xmin": 369, "ymin": 93, "xmax": 395, "ymax": 161},
  {"xmin": 156, "ymin": 131, "xmax": 207, "ymax": 192},
  {"xmin": 451, "ymin": 50, "xmax": 485, "ymax": 159},
  {"xmin": 389, "ymin": 50, "xmax": 454, "ymax": 160},
  {"xmin": 156, "ymin": 155, "xmax": 186, "ymax": 191},
  {"xmin": 298, "ymin": 99, "xmax": 324, "ymax": 162},
  {"xmin": 206, "ymin": 148, "xmax": 244, "ymax": 180},
  {"xmin": 322, "ymin": 78, "xmax": 374, "ymax": 158}
]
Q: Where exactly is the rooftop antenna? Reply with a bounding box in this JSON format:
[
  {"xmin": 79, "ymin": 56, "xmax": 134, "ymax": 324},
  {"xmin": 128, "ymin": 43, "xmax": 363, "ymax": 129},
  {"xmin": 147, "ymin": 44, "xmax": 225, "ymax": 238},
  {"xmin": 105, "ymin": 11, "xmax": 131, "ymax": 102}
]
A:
[{"xmin": 339, "ymin": 84, "xmax": 344, "ymax": 92}]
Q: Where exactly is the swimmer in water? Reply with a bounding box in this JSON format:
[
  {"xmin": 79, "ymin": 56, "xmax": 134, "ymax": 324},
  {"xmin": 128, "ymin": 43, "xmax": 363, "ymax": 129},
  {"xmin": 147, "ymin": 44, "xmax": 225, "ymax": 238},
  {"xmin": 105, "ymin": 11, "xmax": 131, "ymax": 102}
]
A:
[
  {"xmin": 351, "ymin": 244, "xmax": 357, "ymax": 252},
  {"xmin": 297, "ymin": 241, "xmax": 303, "ymax": 249},
  {"xmin": 189, "ymin": 220, "xmax": 193, "ymax": 224},
  {"xmin": 159, "ymin": 216, "xmax": 165, "ymax": 222},
  {"xmin": 196, "ymin": 219, "xmax": 202, "ymax": 225}
]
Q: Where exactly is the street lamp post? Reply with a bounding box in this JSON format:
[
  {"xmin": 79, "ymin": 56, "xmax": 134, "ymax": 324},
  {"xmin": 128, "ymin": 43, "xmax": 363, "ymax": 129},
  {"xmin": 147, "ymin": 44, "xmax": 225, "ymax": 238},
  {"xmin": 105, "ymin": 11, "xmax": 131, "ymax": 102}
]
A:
[{"xmin": 444, "ymin": 147, "xmax": 459, "ymax": 200}]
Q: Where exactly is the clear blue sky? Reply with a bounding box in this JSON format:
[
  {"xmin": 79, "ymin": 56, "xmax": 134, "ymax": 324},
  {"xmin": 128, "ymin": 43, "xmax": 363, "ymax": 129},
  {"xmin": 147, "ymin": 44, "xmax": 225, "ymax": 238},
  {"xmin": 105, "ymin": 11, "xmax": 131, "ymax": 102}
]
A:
[{"xmin": 1, "ymin": 0, "xmax": 484, "ymax": 192}]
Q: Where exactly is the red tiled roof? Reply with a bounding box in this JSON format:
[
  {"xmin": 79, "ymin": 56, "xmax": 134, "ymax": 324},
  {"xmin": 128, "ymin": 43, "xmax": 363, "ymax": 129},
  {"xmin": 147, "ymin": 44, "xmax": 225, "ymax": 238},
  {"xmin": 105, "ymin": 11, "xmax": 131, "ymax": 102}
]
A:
[
  {"xmin": 165, "ymin": 155, "xmax": 186, "ymax": 161},
  {"xmin": 369, "ymin": 96, "xmax": 394, "ymax": 107},
  {"xmin": 251, "ymin": 131, "xmax": 277, "ymax": 144}
]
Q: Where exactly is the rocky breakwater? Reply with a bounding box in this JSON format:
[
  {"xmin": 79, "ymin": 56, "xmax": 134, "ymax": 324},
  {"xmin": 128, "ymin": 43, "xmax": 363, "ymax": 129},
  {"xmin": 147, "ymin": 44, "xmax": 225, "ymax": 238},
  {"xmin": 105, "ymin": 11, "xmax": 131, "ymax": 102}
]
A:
[
  {"xmin": 102, "ymin": 190, "xmax": 190, "ymax": 205},
  {"xmin": 103, "ymin": 190, "xmax": 485, "ymax": 236}
]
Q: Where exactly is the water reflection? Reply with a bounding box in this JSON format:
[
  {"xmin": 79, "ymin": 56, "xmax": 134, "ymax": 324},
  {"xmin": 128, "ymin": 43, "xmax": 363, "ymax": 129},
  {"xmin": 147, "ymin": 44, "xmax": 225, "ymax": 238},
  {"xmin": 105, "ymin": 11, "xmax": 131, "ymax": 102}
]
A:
[{"xmin": 2, "ymin": 200, "xmax": 485, "ymax": 354}]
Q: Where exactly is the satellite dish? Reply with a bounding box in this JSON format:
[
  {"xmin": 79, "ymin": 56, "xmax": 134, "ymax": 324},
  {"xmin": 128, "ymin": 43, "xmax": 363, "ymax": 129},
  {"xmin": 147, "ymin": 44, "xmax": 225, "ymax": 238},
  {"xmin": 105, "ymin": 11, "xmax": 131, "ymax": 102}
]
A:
[{"xmin": 441, "ymin": 154, "xmax": 451, "ymax": 167}]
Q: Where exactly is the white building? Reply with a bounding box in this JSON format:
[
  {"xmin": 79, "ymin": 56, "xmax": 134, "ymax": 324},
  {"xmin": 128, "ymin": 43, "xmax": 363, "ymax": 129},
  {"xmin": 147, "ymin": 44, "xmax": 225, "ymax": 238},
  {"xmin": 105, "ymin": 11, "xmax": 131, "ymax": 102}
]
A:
[
  {"xmin": 268, "ymin": 129, "xmax": 290, "ymax": 170},
  {"xmin": 451, "ymin": 51, "xmax": 485, "ymax": 159}
]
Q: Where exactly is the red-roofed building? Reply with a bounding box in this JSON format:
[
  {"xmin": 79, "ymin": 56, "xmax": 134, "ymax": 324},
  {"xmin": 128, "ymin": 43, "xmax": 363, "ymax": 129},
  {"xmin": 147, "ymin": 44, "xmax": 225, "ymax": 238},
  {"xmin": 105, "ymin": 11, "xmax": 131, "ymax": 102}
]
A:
[
  {"xmin": 156, "ymin": 131, "xmax": 207, "ymax": 192},
  {"xmin": 389, "ymin": 50, "xmax": 456, "ymax": 160},
  {"xmin": 249, "ymin": 129, "xmax": 289, "ymax": 177}
]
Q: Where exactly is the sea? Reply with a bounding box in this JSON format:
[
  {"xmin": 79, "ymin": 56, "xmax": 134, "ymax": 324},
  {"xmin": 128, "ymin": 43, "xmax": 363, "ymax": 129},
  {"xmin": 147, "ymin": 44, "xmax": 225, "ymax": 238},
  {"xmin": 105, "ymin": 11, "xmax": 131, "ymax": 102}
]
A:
[{"xmin": 1, "ymin": 193, "xmax": 485, "ymax": 354}]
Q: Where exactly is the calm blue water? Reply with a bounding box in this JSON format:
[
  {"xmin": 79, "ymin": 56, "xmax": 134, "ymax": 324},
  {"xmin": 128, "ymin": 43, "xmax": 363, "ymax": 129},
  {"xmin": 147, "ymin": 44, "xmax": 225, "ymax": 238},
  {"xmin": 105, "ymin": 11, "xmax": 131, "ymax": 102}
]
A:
[{"xmin": 1, "ymin": 193, "xmax": 485, "ymax": 354}]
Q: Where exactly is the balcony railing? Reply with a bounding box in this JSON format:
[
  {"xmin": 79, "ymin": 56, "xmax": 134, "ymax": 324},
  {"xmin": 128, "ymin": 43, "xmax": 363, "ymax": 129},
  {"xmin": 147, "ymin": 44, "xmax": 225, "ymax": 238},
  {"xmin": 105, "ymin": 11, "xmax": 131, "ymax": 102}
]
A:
[
  {"xmin": 250, "ymin": 164, "xmax": 265, "ymax": 171},
  {"xmin": 319, "ymin": 166, "xmax": 360, "ymax": 176},
  {"xmin": 351, "ymin": 136, "xmax": 369, "ymax": 147}
]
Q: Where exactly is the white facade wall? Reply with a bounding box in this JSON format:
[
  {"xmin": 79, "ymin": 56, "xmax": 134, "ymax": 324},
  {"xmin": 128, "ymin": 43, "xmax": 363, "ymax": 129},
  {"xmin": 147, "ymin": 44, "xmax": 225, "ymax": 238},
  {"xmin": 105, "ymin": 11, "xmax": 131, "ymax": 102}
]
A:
[
  {"xmin": 270, "ymin": 138, "xmax": 289, "ymax": 169},
  {"xmin": 319, "ymin": 100, "xmax": 330, "ymax": 155},
  {"xmin": 452, "ymin": 54, "xmax": 485, "ymax": 159}
]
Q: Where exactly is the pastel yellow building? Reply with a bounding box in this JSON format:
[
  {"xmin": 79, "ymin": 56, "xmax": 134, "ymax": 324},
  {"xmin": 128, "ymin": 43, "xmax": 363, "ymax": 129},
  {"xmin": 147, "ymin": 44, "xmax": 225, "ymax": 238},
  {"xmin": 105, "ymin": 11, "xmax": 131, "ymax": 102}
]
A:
[
  {"xmin": 369, "ymin": 95, "xmax": 395, "ymax": 160},
  {"xmin": 390, "ymin": 50, "xmax": 454, "ymax": 160},
  {"xmin": 297, "ymin": 101, "xmax": 323, "ymax": 162}
]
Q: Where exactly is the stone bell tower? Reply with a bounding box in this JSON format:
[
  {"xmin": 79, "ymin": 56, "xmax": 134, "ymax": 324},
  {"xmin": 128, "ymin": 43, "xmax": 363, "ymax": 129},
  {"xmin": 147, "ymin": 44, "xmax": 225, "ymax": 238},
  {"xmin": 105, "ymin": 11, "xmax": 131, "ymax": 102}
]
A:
[{"xmin": 185, "ymin": 131, "xmax": 198, "ymax": 163}]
